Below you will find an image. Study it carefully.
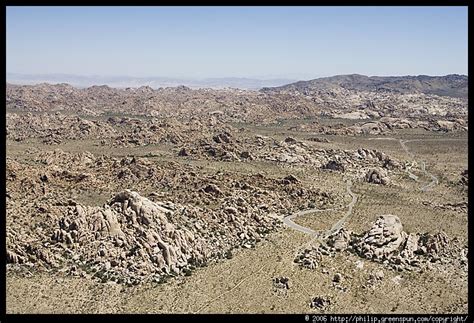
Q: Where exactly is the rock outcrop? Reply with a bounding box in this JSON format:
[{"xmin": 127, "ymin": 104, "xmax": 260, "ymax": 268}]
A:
[
  {"xmin": 295, "ymin": 215, "xmax": 467, "ymax": 273},
  {"xmin": 365, "ymin": 168, "xmax": 390, "ymax": 185},
  {"xmin": 50, "ymin": 190, "xmax": 209, "ymax": 284}
]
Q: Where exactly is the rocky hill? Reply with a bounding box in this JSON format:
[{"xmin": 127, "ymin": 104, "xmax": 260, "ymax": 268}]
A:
[{"xmin": 261, "ymin": 74, "xmax": 468, "ymax": 99}]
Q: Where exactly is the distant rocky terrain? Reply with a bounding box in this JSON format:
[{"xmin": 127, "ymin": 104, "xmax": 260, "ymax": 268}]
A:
[
  {"xmin": 7, "ymin": 73, "xmax": 297, "ymax": 90},
  {"xmin": 262, "ymin": 74, "xmax": 468, "ymax": 99},
  {"xmin": 6, "ymin": 74, "xmax": 468, "ymax": 130}
]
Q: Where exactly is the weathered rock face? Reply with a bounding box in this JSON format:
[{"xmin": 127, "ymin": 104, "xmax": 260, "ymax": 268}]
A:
[
  {"xmin": 352, "ymin": 215, "xmax": 406, "ymax": 261},
  {"xmin": 292, "ymin": 116, "xmax": 467, "ymax": 136},
  {"xmin": 7, "ymin": 148, "xmax": 342, "ymax": 285},
  {"xmin": 365, "ymin": 168, "xmax": 390, "ymax": 185},
  {"xmin": 176, "ymin": 130, "xmax": 405, "ymax": 176},
  {"xmin": 7, "ymin": 80, "xmax": 468, "ymax": 125},
  {"xmin": 6, "ymin": 113, "xmax": 117, "ymax": 144}
]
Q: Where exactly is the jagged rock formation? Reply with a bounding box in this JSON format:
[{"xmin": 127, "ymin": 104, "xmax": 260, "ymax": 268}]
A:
[
  {"xmin": 351, "ymin": 215, "xmax": 466, "ymax": 271},
  {"xmin": 291, "ymin": 117, "xmax": 468, "ymax": 136},
  {"xmin": 6, "ymin": 112, "xmax": 231, "ymax": 147},
  {"xmin": 6, "ymin": 113, "xmax": 116, "ymax": 144}
]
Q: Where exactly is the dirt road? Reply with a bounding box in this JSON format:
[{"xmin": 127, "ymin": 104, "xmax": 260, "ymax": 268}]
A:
[
  {"xmin": 368, "ymin": 137, "xmax": 440, "ymax": 191},
  {"xmin": 283, "ymin": 179, "xmax": 357, "ymax": 239}
]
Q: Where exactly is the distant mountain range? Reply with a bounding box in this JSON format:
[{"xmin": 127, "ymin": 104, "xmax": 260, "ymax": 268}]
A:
[
  {"xmin": 7, "ymin": 73, "xmax": 467, "ymax": 98},
  {"xmin": 261, "ymin": 74, "xmax": 468, "ymax": 99},
  {"xmin": 6, "ymin": 73, "xmax": 297, "ymax": 90}
]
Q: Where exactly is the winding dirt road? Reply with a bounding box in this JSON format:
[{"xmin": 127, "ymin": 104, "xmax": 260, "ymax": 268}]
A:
[
  {"xmin": 400, "ymin": 139, "xmax": 440, "ymax": 192},
  {"xmin": 282, "ymin": 134, "xmax": 463, "ymax": 239},
  {"xmin": 284, "ymin": 135, "xmax": 467, "ymax": 239},
  {"xmin": 192, "ymin": 136, "xmax": 464, "ymax": 313},
  {"xmin": 368, "ymin": 137, "xmax": 442, "ymax": 192},
  {"xmin": 321, "ymin": 180, "xmax": 357, "ymax": 239},
  {"xmin": 282, "ymin": 179, "xmax": 357, "ymax": 238}
]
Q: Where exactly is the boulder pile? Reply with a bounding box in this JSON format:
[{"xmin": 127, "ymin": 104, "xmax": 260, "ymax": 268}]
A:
[
  {"xmin": 353, "ymin": 215, "xmax": 406, "ymax": 261},
  {"xmin": 326, "ymin": 228, "xmax": 352, "ymax": 251},
  {"xmin": 273, "ymin": 276, "xmax": 291, "ymax": 290},
  {"xmin": 294, "ymin": 246, "xmax": 322, "ymax": 269},
  {"xmin": 52, "ymin": 190, "xmax": 211, "ymax": 284},
  {"xmin": 295, "ymin": 215, "xmax": 467, "ymax": 273},
  {"xmin": 310, "ymin": 296, "xmax": 331, "ymax": 310}
]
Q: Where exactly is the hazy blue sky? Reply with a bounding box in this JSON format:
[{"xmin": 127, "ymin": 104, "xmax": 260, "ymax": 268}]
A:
[{"xmin": 6, "ymin": 6, "xmax": 468, "ymax": 79}]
